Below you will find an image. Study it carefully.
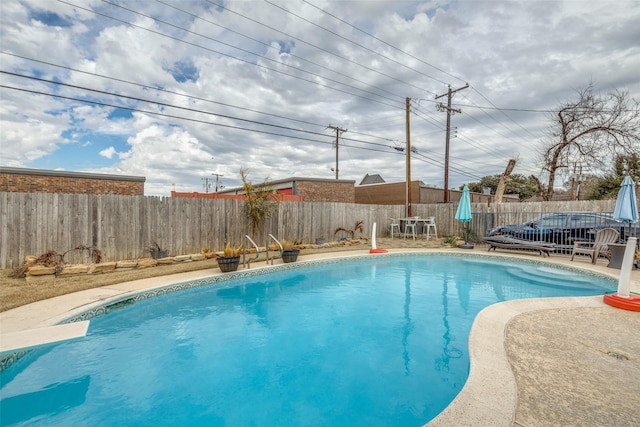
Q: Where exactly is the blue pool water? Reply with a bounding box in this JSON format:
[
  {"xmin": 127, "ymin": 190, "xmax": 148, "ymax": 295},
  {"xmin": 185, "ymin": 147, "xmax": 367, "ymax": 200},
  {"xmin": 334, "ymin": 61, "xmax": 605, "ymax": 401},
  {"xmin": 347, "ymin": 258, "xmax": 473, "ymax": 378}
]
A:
[{"xmin": 0, "ymin": 255, "xmax": 614, "ymax": 426}]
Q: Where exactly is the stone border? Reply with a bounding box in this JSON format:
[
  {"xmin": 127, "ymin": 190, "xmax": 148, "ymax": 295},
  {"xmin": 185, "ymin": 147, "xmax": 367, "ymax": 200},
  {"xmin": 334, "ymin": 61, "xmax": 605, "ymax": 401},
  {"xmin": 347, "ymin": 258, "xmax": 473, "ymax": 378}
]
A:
[{"xmin": 20, "ymin": 239, "xmax": 368, "ymax": 281}]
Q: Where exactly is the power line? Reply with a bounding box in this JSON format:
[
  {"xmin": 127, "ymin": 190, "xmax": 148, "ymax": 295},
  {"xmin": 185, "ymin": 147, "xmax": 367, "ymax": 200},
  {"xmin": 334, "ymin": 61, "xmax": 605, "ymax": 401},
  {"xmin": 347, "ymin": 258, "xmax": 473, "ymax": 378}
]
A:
[
  {"xmin": 204, "ymin": 0, "xmax": 435, "ymax": 96},
  {"xmin": 1, "ymin": 81, "xmax": 499, "ymax": 186},
  {"xmin": 59, "ymin": 0, "xmax": 405, "ymax": 110},
  {"xmin": 266, "ymin": 0, "xmax": 443, "ymax": 94},
  {"xmin": 102, "ymin": 0, "xmax": 405, "ymax": 106},
  {"xmin": 2, "ymin": 83, "xmax": 387, "ymax": 154},
  {"xmin": 153, "ymin": 0, "xmax": 404, "ymax": 103},
  {"xmin": 295, "ymin": 0, "xmax": 549, "ymax": 150},
  {"xmin": 0, "ymin": 52, "xmax": 313, "ymax": 129},
  {"xmin": 0, "ymin": 53, "xmax": 413, "ymax": 149},
  {"xmin": 464, "ymin": 89, "xmax": 541, "ymax": 141},
  {"xmin": 0, "ymin": 78, "xmax": 403, "ymax": 155},
  {"xmin": 1, "ymin": 70, "xmax": 332, "ymax": 137},
  {"xmin": 300, "ymin": 0, "xmax": 474, "ymax": 87},
  {"xmin": 5, "ymin": 2, "xmax": 560, "ymax": 187},
  {"xmin": 61, "ymin": 0, "xmax": 563, "ymax": 152}
]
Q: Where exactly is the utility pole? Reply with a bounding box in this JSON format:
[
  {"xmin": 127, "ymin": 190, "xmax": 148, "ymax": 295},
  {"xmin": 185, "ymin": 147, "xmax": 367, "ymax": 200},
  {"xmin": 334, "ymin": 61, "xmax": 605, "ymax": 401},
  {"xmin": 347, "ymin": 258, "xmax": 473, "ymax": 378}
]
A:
[
  {"xmin": 570, "ymin": 162, "xmax": 583, "ymax": 201},
  {"xmin": 212, "ymin": 172, "xmax": 224, "ymax": 193},
  {"xmin": 405, "ymin": 97, "xmax": 412, "ymax": 217},
  {"xmin": 327, "ymin": 125, "xmax": 347, "ymax": 179},
  {"xmin": 436, "ymin": 83, "xmax": 468, "ymax": 203},
  {"xmin": 201, "ymin": 177, "xmax": 212, "ymax": 193}
]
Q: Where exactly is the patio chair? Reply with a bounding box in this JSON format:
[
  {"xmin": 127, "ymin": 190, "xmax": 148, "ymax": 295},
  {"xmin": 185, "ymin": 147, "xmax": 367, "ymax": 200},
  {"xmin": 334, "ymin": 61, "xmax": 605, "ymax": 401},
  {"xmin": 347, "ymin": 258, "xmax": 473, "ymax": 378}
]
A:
[
  {"xmin": 404, "ymin": 217, "xmax": 418, "ymax": 240},
  {"xmin": 422, "ymin": 216, "xmax": 438, "ymax": 240},
  {"xmin": 390, "ymin": 218, "xmax": 401, "ymax": 239},
  {"xmin": 570, "ymin": 228, "xmax": 620, "ymax": 264}
]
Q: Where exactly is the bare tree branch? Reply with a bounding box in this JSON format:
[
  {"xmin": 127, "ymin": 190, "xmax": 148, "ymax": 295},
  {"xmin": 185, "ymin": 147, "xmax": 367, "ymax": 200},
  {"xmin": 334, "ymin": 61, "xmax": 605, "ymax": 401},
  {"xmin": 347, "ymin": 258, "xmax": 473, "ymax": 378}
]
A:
[{"xmin": 539, "ymin": 83, "xmax": 640, "ymax": 200}]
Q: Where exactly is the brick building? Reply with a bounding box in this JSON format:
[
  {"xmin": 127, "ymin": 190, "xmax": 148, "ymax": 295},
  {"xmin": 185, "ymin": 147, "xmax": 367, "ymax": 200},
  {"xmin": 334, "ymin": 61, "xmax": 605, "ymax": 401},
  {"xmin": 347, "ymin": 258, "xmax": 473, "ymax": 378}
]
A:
[
  {"xmin": 0, "ymin": 167, "xmax": 145, "ymax": 195},
  {"xmin": 220, "ymin": 177, "xmax": 356, "ymax": 203},
  {"xmin": 355, "ymin": 180, "xmax": 516, "ymax": 205}
]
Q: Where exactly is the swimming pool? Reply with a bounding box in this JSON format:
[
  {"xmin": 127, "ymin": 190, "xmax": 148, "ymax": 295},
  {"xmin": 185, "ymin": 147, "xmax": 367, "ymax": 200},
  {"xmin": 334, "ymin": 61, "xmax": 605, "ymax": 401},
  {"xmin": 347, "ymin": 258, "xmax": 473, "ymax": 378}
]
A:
[{"xmin": 0, "ymin": 254, "xmax": 615, "ymax": 426}]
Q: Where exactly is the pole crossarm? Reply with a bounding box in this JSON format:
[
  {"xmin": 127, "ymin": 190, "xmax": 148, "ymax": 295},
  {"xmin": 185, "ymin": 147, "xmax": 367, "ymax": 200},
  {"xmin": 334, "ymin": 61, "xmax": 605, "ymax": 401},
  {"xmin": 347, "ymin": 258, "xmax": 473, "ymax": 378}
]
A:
[
  {"xmin": 436, "ymin": 103, "xmax": 462, "ymax": 114},
  {"xmin": 435, "ymin": 83, "xmax": 469, "ymax": 99}
]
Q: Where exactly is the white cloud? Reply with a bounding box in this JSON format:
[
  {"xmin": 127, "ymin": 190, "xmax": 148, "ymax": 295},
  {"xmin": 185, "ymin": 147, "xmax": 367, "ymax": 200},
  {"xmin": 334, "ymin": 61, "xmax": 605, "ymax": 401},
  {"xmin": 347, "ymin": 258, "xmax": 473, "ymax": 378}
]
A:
[
  {"xmin": 99, "ymin": 146, "xmax": 116, "ymax": 159},
  {"xmin": 1, "ymin": 0, "xmax": 638, "ymax": 195}
]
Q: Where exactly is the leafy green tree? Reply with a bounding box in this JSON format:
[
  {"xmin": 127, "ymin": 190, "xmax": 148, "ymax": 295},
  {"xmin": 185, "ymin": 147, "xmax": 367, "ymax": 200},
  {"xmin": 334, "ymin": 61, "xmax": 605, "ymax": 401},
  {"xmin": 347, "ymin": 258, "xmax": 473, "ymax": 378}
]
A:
[
  {"xmin": 465, "ymin": 174, "xmax": 541, "ymax": 201},
  {"xmin": 586, "ymin": 154, "xmax": 640, "ymax": 200}
]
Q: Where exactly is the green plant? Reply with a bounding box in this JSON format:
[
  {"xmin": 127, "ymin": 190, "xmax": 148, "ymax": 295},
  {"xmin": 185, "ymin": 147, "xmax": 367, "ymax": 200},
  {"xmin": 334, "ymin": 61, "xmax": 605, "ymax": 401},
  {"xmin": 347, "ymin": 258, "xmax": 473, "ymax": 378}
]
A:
[
  {"xmin": 334, "ymin": 220, "xmax": 364, "ymax": 239},
  {"xmin": 241, "ymin": 168, "xmax": 279, "ymax": 237},
  {"xmin": 222, "ymin": 242, "xmax": 243, "ymax": 257},
  {"xmin": 443, "ymin": 235, "xmax": 459, "ymax": 245}
]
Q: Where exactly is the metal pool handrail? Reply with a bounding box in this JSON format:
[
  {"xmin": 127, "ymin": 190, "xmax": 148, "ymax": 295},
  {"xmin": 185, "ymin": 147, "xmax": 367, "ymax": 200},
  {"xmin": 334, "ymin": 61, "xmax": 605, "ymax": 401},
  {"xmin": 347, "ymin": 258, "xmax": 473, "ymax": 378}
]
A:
[
  {"xmin": 267, "ymin": 234, "xmax": 283, "ymax": 265},
  {"xmin": 243, "ymin": 235, "xmax": 260, "ymax": 268}
]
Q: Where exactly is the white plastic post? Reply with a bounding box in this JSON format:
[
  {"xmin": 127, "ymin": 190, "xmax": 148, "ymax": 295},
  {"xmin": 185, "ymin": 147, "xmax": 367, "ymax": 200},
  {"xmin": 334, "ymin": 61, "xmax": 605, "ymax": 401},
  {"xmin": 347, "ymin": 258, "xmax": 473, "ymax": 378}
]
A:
[
  {"xmin": 617, "ymin": 237, "xmax": 637, "ymax": 298},
  {"xmin": 371, "ymin": 222, "xmax": 378, "ymax": 250}
]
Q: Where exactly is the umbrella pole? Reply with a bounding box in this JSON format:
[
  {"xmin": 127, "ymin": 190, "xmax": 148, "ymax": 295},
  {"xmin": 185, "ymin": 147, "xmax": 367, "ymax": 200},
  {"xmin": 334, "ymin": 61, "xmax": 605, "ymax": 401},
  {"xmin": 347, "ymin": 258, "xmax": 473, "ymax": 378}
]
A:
[{"xmin": 460, "ymin": 222, "xmax": 474, "ymax": 249}]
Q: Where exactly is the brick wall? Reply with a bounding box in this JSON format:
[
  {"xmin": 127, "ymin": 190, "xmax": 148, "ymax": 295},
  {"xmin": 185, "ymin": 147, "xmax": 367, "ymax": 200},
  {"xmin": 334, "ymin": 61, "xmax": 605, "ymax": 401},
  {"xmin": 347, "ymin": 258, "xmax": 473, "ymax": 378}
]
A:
[
  {"xmin": 0, "ymin": 167, "xmax": 145, "ymax": 195},
  {"xmin": 296, "ymin": 181, "xmax": 354, "ymax": 203},
  {"xmin": 355, "ymin": 181, "xmax": 509, "ymax": 204}
]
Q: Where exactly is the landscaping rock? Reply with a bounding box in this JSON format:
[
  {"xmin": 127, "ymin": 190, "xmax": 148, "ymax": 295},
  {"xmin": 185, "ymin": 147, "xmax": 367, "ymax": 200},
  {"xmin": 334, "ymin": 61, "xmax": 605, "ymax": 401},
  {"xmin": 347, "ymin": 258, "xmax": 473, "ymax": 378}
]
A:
[
  {"xmin": 26, "ymin": 265, "xmax": 56, "ymax": 276},
  {"xmin": 92, "ymin": 262, "xmax": 117, "ymax": 274},
  {"xmin": 137, "ymin": 258, "xmax": 158, "ymax": 268},
  {"xmin": 59, "ymin": 264, "xmax": 89, "ymax": 275},
  {"xmin": 116, "ymin": 260, "xmax": 138, "ymax": 270}
]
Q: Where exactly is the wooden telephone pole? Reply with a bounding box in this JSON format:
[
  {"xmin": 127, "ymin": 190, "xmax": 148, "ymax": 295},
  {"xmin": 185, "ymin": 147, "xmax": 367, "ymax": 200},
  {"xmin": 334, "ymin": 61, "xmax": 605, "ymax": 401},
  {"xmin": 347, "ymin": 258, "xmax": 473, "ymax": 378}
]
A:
[
  {"xmin": 327, "ymin": 125, "xmax": 347, "ymax": 179},
  {"xmin": 406, "ymin": 97, "xmax": 412, "ymax": 217},
  {"xmin": 436, "ymin": 84, "xmax": 468, "ymax": 202}
]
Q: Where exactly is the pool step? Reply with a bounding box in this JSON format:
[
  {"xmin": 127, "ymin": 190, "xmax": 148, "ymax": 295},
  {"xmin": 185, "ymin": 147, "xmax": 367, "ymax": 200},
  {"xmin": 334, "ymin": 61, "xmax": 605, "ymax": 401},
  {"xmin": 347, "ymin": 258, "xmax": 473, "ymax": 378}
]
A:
[{"xmin": 505, "ymin": 267, "xmax": 600, "ymax": 289}]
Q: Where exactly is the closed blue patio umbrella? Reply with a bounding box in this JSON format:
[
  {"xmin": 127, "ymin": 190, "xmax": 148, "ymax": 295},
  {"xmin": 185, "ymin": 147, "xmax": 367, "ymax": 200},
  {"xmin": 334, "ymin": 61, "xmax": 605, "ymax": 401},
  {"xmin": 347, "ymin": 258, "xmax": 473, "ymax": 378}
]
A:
[
  {"xmin": 455, "ymin": 185, "xmax": 474, "ymax": 249},
  {"xmin": 613, "ymin": 176, "xmax": 638, "ymax": 242}
]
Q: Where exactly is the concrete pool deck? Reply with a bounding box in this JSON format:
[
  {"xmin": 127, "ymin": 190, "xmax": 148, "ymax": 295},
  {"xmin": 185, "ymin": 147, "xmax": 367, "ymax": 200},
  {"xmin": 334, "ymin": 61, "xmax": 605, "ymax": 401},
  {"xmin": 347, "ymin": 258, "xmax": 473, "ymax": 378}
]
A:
[{"xmin": 1, "ymin": 243, "xmax": 639, "ymax": 426}]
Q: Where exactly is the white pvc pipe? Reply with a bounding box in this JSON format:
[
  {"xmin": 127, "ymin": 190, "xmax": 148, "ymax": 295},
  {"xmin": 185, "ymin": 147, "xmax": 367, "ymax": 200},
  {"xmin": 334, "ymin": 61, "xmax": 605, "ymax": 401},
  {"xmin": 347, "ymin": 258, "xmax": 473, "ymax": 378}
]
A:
[
  {"xmin": 617, "ymin": 237, "xmax": 637, "ymax": 298},
  {"xmin": 371, "ymin": 222, "xmax": 378, "ymax": 250}
]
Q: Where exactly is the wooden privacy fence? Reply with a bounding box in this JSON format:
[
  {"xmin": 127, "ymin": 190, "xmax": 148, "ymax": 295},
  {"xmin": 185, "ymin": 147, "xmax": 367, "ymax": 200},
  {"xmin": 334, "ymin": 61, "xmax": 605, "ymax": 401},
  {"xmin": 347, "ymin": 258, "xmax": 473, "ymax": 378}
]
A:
[{"xmin": 0, "ymin": 192, "xmax": 617, "ymax": 269}]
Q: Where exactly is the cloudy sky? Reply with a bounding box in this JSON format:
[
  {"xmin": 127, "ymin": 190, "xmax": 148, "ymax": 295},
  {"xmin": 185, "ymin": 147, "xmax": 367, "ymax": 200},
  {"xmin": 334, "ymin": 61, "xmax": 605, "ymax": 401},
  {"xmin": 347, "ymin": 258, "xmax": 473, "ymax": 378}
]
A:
[{"xmin": 1, "ymin": 0, "xmax": 639, "ymax": 196}]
